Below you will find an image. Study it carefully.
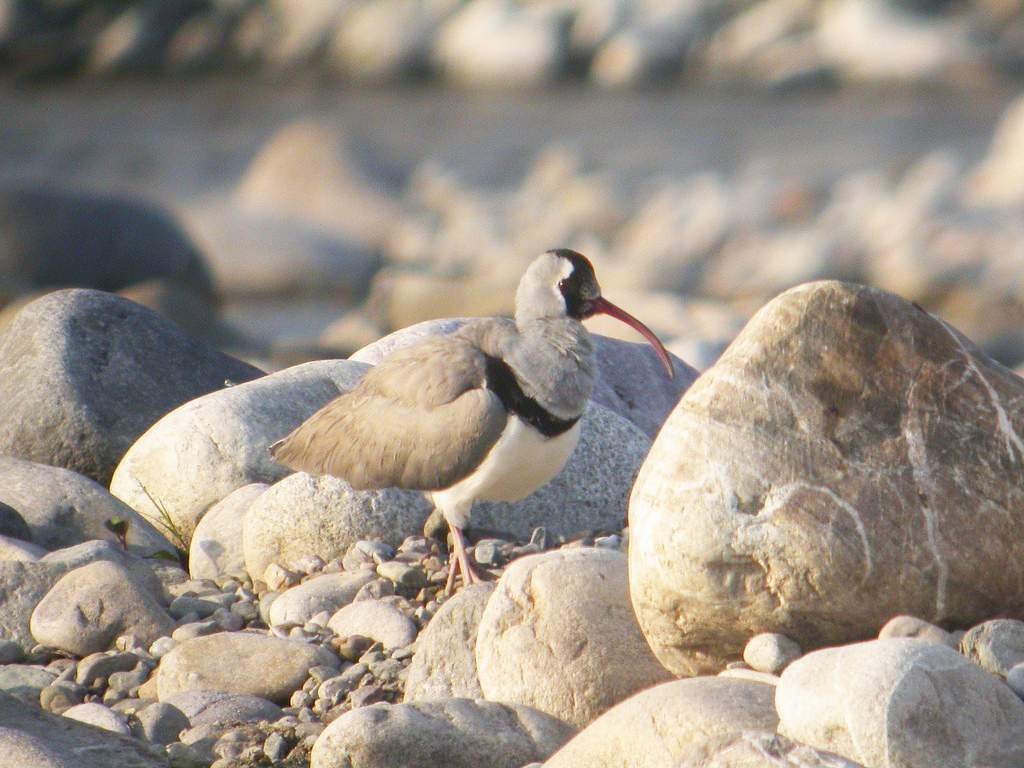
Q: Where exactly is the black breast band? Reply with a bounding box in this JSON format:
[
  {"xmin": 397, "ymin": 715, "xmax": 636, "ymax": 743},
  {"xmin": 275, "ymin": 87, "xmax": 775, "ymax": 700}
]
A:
[{"xmin": 484, "ymin": 355, "xmax": 580, "ymax": 438}]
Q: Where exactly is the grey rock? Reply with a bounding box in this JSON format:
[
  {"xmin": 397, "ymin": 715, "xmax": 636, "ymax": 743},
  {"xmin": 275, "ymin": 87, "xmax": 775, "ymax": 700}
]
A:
[
  {"xmin": 376, "ymin": 561, "xmax": 427, "ymax": 589},
  {"xmin": 0, "ymin": 457, "xmax": 173, "ymax": 557},
  {"xmin": 1007, "ymin": 663, "xmax": 1024, "ymax": 700},
  {"xmin": 310, "ymin": 698, "xmax": 576, "ymax": 768},
  {"xmin": 0, "ymin": 664, "xmax": 55, "ymax": 705},
  {"xmin": 0, "ymin": 501, "xmax": 30, "ymax": 542},
  {"xmin": 545, "ymin": 677, "xmax": 779, "ymax": 767},
  {"xmin": 242, "ymin": 473, "xmax": 431, "ymax": 582},
  {"xmin": 743, "ymin": 633, "xmax": 802, "ymax": 675},
  {"xmin": 30, "ymin": 561, "xmax": 175, "ymax": 655},
  {"xmin": 264, "ymin": 731, "xmax": 290, "ymax": 762},
  {"xmin": 0, "ymin": 560, "xmax": 75, "ymax": 651},
  {"xmin": 630, "ymin": 281, "xmax": 1024, "ymax": 675},
  {"xmin": 0, "ymin": 639, "xmax": 23, "ymax": 664},
  {"xmin": 477, "ymin": 549, "xmax": 672, "ymax": 728},
  {"xmin": 169, "ymin": 595, "xmax": 220, "ymax": 619},
  {"xmin": 134, "ymin": 701, "xmax": 190, "ymax": 745},
  {"xmin": 777, "ymin": 638, "xmax": 1024, "ymax": 768},
  {"xmin": 878, "ymin": 614, "xmax": 958, "ymax": 648},
  {"xmin": 960, "ymin": 619, "xmax": 1024, "ymax": 678},
  {"xmin": 701, "ymin": 731, "xmax": 868, "ymax": 767},
  {"xmin": 0, "ymin": 690, "xmax": 167, "ymax": 768},
  {"xmin": 162, "ymin": 689, "xmax": 283, "ymax": 726},
  {"xmin": 0, "ymin": 186, "xmax": 214, "ymax": 300},
  {"xmin": 40, "ymin": 540, "xmax": 172, "ymax": 605},
  {"xmin": 327, "ymin": 599, "xmax": 418, "ymax": 650},
  {"xmin": 62, "ymin": 702, "xmax": 132, "ymax": 735},
  {"xmin": 405, "ymin": 583, "xmax": 493, "ymax": 702},
  {"xmin": 0, "ymin": 287, "xmax": 261, "ymax": 485},
  {"xmin": 111, "ymin": 359, "xmax": 367, "ymax": 543},
  {"xmin": 40, "ymin": 680, "xmax": 87, "ymax": 714},
  {"xmin": 157, "ymin": 632, "xmax": 336, "ymax": 703},
  {"xmin": 188, "ymin": 484, "xmax": 267, "ymax": 582},
  {"xmin": 268, "ymin": 571, "xmax": 376, "ymax": 627},
  {"xmin": 172, "ymin": 620, "xmax": 219, "ymax": 642},
  {"xmin": 76, "ymin": 651, "xmax": 141, "ymax": 687}
]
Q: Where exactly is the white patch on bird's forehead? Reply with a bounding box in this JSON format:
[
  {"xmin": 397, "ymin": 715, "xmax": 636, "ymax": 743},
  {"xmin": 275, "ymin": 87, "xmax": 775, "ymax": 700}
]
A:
[{"xmin": 552, "ymin": 255, "xmax": 575, "ymax": 304}]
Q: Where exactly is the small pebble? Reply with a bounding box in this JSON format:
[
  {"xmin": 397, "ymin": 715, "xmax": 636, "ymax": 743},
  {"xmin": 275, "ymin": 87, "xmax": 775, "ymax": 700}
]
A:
[
  {"xmin": 349, "ymin": 684, "xmax": 385, "ymax": 708},
  {"xmin": 264, "ymin": 732, "xmax": 290, "ymax": 762},
  {"xmin": 172, "ymin": 620, "xmax": 220, "ymax": 642},
  {"xmin": 743, "ymin": 633, "xmax": 802, "ymax": 675},
  {"xmin": 150, "ymin": 636, "xmax": 177, "ymax": 659}
]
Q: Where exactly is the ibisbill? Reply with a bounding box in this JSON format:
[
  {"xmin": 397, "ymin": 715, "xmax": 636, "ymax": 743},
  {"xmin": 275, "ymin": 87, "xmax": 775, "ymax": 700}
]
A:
[{"xmin": 270, "ymin": 248, "xmax": 675, "ymax": 593}]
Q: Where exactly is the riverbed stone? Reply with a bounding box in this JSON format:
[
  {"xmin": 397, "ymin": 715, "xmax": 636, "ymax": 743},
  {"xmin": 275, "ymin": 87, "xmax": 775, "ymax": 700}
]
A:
[
  {"xmin": 777, "ymin": 638, "xmax": 1024, "ymax": 768},
  {"xmin": 0, "ymin": 664, "xmax": 55, "ymax": 705},
  {"xmin": 544, "ymin": 676, "xmax": 778, "ymax": 768},
  {"xmin": 62, "ymin": 702, "xmax": 132, "ymax": 735},
  {"xmin": 188, "ymin": 483, "xmax": 267, "ymax": 582},
  {"xmin": 268, "ymin": 571, "xmax": 376, "ymax": 627},
  {"xmin": 134, "ymin": 701, "xmax": 190, "ymax": 744},
  {"xmin": 405, "ymin": 583, "xmax": 493, "ymax": 702},
  {"xmin": 878, "ymin": 614, "xmax": 958, "ymax": 647},
  {"xmin": 242, "ymin": 473, "xmax": 431, "ymax": 580},
  {"xmin": 0, "ymin": 501, "xmax": 30, "ymax": 542},
  {"xmin": 960, "ymin": 619, "xmax": 1024, "ymax": 678},
  {"xmin": 0, "ymin": 457, "xmax": 172, "ymax": 557},
  {"xmin": 310, "ymin": 697, "xmax": 576, "ymax": 768},
  {"xmin": 112, "ymin": 358, "xmax": 368, "ymax": 543},
  {"xmin": 156, "ymin": 632, "xmax": 337, "ymax": 703},
  {"xmin": 0, "ymin": 288, "xmax": 261, "ymax": 485},
  {"xmin": 0, "ymin": 690, "xmax": 167, "ymax": 768},
  {"xmin": 476, "ymin": 548, "xmax": 672, "ymax": 728},
  {"xmin": 630, "ymin": 280, "xmax": 1024, "ymax": 675},
  {"xmin": 327, "ymin": 599, "xmax": 417, "ymax": 650},
  {"xmin": 743, "ymin": 632, "xmax": 802, "ymax": 674},
  {"xmin": 0, "ymin": 535, "xmax": 45, "ymax": 561},
  {"xmin": 30, "ymin": 560, "xmax": 175, "ymax": 655},
  {"xmin": 0, "ymin": 561, "xmax": 70, "ymax": 651}
]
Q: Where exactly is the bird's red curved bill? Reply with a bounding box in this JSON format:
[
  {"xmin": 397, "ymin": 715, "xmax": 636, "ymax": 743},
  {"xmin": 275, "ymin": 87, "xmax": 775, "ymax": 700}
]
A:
[{"xmin": 591, "ymin": 297, "xmax": 675, "ymax": 378}]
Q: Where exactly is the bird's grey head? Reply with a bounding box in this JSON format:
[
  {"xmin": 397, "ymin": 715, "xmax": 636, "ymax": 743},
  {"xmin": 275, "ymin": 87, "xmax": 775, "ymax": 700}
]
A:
[{"xmin": 515, "ymin": 248, "xmax": 601, "ymax": 323}]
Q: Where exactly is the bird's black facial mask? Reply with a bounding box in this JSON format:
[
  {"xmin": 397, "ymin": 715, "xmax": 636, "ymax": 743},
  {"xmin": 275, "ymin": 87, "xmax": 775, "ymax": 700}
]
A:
[{"xmin": 552, "ymin": 248, "xmax": 600, "ymax": 320}]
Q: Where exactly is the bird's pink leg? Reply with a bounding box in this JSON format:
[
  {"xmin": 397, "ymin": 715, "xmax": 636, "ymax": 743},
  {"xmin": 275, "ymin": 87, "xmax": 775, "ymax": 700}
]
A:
[{"xmin": 445, "ymin": 525, "xmax": 483, "ymax": 595}]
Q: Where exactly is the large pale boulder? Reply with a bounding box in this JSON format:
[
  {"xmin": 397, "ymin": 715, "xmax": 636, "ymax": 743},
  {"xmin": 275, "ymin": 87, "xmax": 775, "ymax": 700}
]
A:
[
  {"xmin": 0, "ymin": 561, "xmax": 80, "ymax": 651},
  {"xmin": 0, "ymin": 288, "xmax": 261, "ymax": 485},
  {"xmin": 112, "ymin": 359, "xmax": 369, "ymax": 542},
  {"xmin": 156, "ymin": 632, "xmax": 337, "ymax": 703},
  {"xmin": 630, "ymin": 281, "xmax": 1024, "ymax": 675},
  {"xmin": 476, "ymin": 548, "xmax": 672, "ymax": 728},
  {"xmin": 776, "ymin": 639, "xmax": 1024, "ymax": 768},
  {"xmin": 0, "ymin": 457, "xmax": 172, "ymax": 557},
  {"xmin": 544, "ymin": 677, "xmax": 778, "ymax": 768},
  {"xmin": 310, "ymin": 698, "xmax": 576, "ymax": 768}
]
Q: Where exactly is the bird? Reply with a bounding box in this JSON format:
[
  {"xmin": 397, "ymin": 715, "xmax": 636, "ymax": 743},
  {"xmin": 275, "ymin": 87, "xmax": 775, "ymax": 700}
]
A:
[{"xmin": 270, "ymin": 248, "xmax": 674, "ymax": 593}]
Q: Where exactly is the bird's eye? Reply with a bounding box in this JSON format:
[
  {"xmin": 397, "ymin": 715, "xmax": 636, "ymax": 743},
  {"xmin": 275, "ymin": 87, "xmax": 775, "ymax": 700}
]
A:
[{"xmin": 558, "ymin": 278, "xmax": 568, "ymax": 292}]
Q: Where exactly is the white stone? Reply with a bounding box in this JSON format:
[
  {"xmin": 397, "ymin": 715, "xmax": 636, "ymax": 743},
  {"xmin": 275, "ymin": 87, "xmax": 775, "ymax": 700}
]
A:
[
  {"xmin": 268, "ymin": 571, "xmax": 376, "ymax": 627},
  {"xmin": 62, "ymin": 703, "xmax": 131, "ymax": 735},
  {"xmin": 327, "ymin": 599, "xmax": 417, "ymax": 650},
  {"xmin": 189, "ymin": 484, "xmax": 267, "ymax": 582}
]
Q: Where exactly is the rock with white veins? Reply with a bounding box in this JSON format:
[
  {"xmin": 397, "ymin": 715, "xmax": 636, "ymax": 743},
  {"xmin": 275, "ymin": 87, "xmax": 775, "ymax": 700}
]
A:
[
  {"xmin": 777, "ymin": 639, "xmax": 1024, "ymax": 768},
  {"xmin": 310, "ymin": 698, "xmax": 576, "ymax": 768},
  {"xmin": 630, "ymin": 280, "xmax": 1024, "ymax": 675},
  {"xmin": 476, "ymin": 548, "xmax": 672, "ymax": 728}
]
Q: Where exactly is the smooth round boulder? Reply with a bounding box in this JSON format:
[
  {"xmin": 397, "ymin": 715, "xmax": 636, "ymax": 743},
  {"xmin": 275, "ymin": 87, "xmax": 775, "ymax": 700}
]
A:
[
  {"xmin": 243, "ymin": 473, "xmax": 431, "ymax": 580},
  {"xmin": 61, "ymin": 703, "xmax": 131, "ymax": 735},
  {"xmin": 404, "ymin": 583, "xmax": 493, "ymax": 702},
  {"xmin": 268, "ymin": 571, "xmax": 376, "ymax": 627},
  {"xmin": 30, "ymin": 560, "xmax": 175, "ymax": 656},
  {"xmin": 960, "ymin": 619, "xmax": 1024, "ymax": 678},
  {"xmin": 156, "ymin": 632, "xmax": 337, "ymax": 704},
  {"xmin": 0, "ymin": 457, "xmax": 172, "ymax": 557},
  {"xmin": 112, "ymin": 359, "xmax": 368, "ymax": 543},
  {"xmin": 777, "ymin": 638, "xmax": 1024, "ymax": 768},
  {"xmin": 878, "ymin": 614, "xmax": 957, "ymax": 648},
  {"xmin": 630, "ymin": 281, "xmax": 1024, "ymax": 674},
  {"xmin": 310, "ymin": 698, "xmax": 576, "ymax": 768},
  {"xmin": 0, "ymin": 288, "xmax": 261, "ymax": 485},
  {"xmin": 476, "ymin": 548, "xmax": 672, "ymax": 728},
  {"xmin": 0, "ymin": 561, "xmax": 75, "ymax": 651},
  {"xmin": 544, "ymin": 677, "xmax": 778, "ymax": 767},
  {"xmin": 188, "ymin": 483, "xmax": 268, "ymax": 582}
]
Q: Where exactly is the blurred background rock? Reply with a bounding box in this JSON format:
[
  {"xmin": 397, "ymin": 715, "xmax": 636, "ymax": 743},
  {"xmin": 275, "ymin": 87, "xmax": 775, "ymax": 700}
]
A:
[{"xmin": 2, "ymin": 0, "xmax": 1023, "ymax": 372}]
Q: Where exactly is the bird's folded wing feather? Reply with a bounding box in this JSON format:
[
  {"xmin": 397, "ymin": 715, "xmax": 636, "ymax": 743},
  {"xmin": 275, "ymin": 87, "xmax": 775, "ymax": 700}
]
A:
[{"xmin": 270, "ymin": 332, "xmax": 510, "ymax": 491}]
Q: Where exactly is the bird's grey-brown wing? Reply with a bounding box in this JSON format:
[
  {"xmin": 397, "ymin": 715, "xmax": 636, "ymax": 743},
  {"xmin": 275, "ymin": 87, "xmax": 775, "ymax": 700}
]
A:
[{"xmin": 270, "ymin": 334, "xmax": 508, "ymax": 491}]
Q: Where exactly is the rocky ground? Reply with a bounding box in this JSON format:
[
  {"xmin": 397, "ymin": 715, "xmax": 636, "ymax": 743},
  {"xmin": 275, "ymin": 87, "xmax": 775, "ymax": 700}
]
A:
[{"xmin": 3, "ymin": 0, "xmax": 1024, "ymax": 90}]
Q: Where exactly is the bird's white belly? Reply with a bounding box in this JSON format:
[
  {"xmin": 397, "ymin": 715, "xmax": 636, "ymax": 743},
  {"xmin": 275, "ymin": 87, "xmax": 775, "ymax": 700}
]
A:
[{"xmin": 431, "ymin": 417, "xmax": 581, "ymax": 529}]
